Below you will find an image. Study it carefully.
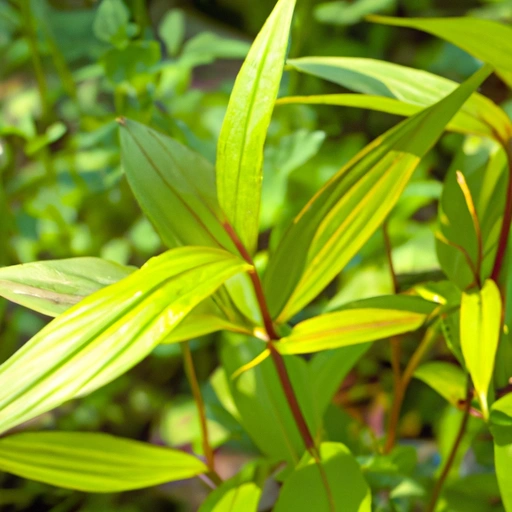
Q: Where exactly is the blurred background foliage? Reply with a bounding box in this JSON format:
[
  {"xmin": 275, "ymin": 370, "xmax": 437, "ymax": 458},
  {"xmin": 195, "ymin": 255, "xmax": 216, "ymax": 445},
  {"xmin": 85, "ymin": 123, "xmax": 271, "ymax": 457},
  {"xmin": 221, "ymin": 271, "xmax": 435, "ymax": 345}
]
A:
[{"xmin": 0, "ymin": 0, "xmax": 512, "ymax": 510}]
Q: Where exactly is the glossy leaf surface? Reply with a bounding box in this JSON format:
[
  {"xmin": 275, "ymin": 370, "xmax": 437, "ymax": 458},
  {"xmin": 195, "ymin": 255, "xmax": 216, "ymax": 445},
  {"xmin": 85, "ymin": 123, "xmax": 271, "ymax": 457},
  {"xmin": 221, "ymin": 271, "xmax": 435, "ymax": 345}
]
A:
[
  {"xmin": 285, "ymin": 57, "xmax": 511, "ymax": 142},
  {"xmin": 277, "ymin": 308, "xmax": 427, "ymax": 355},
  {"xmin": 216, "ymin": 0, "xmax": 296, "ymax": 254},
  {"xmin": 460, "ymin": 279, "xmax": 502, "ymax": 419},
  {"xmin": 264, "ymin": 65, "xmax": 491, "ymax": 320},
  {"xmin": 0, "ymin": 258, "xmax": 134, "ymax": 317},
  {"xmin": 274, "ymin": 442, "xmax": 372, "ymax": 511},
  {"xmin": 0, "ymin": 247, "xmax": 249, "ymax": 435},
  {"xmin": 0, "ymin": 431, "xmax": 207, "ymax": 492}
]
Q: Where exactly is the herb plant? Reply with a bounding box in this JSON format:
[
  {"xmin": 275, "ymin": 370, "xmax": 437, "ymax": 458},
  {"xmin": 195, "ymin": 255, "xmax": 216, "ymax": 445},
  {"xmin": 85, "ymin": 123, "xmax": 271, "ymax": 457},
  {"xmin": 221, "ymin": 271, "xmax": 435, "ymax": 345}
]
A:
[{"xmin": 1, "ymin": 1, "xmax": 512, "ymax": 511}]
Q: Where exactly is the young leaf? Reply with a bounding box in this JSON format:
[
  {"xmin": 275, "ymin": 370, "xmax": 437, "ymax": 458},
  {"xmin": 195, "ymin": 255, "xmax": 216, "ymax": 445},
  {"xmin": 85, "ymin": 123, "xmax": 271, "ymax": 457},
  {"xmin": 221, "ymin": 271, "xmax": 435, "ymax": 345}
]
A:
[
  {"xmin": 460, "ymin": 279, "xmax": 502, "ymax": 419},
  {"xmin": 414, "ymin": 361, "xmax": 467, "ymax": 406},
  {"xmin": 0, "ymin": 431, "xmax": 207, "ymax": 492},
  {"xmin": 216, "ymin": 0, "xmax": 297, "ymax": 254},
  {"xmin": 264, "ymin": 65, "xmax": 492, "ymax": 321},
  {"xmin": 274, "ymin": 442, "xmax": 372, "ymax": 511},
  {"xmin": 277, "ymin": 308, "xmax": 427, "ymax": 355},
  {"xmin": 0, "ymin": 258, "xmax": 134, "ymax": 317},
  {"xmin": 369, "ymin": 16, "xmax": 512, "ymax": 88},
  {"xmin": 284, "ymin": 57, "xmax": 511, "ymax": 143},
  {"xmin": 0, "ymin": 247, "xmax": 250, "ymax": 435}
]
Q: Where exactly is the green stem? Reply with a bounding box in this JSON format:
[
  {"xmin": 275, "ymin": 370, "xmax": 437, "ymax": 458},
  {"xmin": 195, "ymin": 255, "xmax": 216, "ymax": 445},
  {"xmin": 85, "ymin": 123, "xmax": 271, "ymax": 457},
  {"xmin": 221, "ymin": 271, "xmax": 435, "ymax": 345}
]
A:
[
  {"xmin": 384, "ymin": 325, "xmax": 438, "ymax": 454},
  {"xmin": 426, "ymin": 383, "xmax": 472, "ymax": 512},
  {"xmin": 181, "ymin": 342, "xmax": 220, "ymax": 484}
]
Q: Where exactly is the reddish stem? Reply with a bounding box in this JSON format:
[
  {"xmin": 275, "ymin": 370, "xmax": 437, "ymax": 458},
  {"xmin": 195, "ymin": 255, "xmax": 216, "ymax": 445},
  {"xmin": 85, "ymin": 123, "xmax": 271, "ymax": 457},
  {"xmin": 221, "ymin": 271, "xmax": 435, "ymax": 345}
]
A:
[
  {"xmin": 491, "ymin": 139, "xmax": 512, "ymax": 282},
  {"xmin": 222, "ymin": 222, "xmax": 317, "ymax": 454}
]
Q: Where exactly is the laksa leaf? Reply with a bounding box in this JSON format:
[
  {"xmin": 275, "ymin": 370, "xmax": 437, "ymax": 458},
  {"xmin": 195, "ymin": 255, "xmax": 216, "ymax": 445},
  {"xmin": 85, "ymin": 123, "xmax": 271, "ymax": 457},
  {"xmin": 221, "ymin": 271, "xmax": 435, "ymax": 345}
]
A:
[
  {"xmin": 264, "ymin": 65, "xmax": 492, "ymax": 321},
  {"xmin": 0, "ymin": 431, "xmax": 207, "ymax": 492},
  {"xmin": 0, "ymin": 257, "xmax": 135, "ymax": 317},
  {"xmin": 0, "ymin": 247, "xmax": 250, "ymax": 435},
  {"xmin": 216, "ymin": 0, "xmax": 297, "ymax": 254},
  {"xmin": 283, "ymin": 57, "xmax": 511, "ymax": 143}
]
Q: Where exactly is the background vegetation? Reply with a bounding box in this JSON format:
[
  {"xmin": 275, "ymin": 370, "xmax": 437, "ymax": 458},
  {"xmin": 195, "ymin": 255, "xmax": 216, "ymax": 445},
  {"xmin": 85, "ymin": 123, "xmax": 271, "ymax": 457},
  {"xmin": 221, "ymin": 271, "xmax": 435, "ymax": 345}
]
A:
[{"xmin": 1, "ymin": 0, "xmax": 512, "ymax": 511}]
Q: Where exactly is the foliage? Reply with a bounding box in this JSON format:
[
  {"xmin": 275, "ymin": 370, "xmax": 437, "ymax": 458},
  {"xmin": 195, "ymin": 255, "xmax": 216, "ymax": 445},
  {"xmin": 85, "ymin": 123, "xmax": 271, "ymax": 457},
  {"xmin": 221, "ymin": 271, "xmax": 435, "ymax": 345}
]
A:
[{"xmin": 1, "ymin": 0, "xmax": 512, "ymax": 511}]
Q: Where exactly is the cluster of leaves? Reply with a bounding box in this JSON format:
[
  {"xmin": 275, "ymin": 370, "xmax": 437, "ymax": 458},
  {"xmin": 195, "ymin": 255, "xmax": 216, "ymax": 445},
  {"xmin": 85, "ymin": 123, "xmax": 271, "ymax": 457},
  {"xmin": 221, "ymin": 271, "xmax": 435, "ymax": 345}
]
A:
[{"xmin": 2, "ymin": 0, "xmax": 512, "ymax": 511}]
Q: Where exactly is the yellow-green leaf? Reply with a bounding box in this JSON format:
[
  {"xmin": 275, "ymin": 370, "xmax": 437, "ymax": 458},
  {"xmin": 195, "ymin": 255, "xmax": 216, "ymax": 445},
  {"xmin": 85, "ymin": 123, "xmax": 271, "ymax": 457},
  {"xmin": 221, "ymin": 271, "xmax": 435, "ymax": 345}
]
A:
[
  {"xmin": 274, "ymin": 442, "xmax": 371, "ymax": 512},
  {"xmin": 0, "ymin": 431, "xmax": 207, "ymax": 492},
  {"xmin": 369, "ymin": 15, "xmax": 512, "ymax": 88},
  {"xmin": 216, "ymin": 0, "xmax": 296, "ymax": 254},
  {"xmin": 414, "ymin": 361, "xmax": 467, "ymax": 406},
  {"xmin": 277, "ymin": 308, "xmax": 427, "ymax": 355},
  {"xmin": 265, "ymin": 65, "xmax": 492, "ymax": 321},
  {"xmin": 284, "ymin": 57, "xmax": 511, "ymax": 142},
  {"xmin": 0, "ymin": 247, "xmax": 250, "ymax": 435},
  {"xmin": 0, "ymin": 258, "xmax": 135, "ymax": 317},
  {"xmin": 460, "ymin": 279, "xmax": 502, "ymax": 419}
]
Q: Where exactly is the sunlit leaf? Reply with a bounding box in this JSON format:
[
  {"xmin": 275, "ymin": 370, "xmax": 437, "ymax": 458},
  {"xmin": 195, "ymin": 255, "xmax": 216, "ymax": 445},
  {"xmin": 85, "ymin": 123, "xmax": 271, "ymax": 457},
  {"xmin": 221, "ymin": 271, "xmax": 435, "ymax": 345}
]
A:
[
  {"xmin": 216, "ymin": 0, "xmax": 297, "ymax": 254},
  {"xmin": 0, "ymin": 247, "xmax": 250, "ymax": 435},
  {"xmin": 284, "ymin": 57, "xmax": 511, "ymax": 142},
  {"xmin": 119, "ymin": 118, "xmax": 261, "ymax": 325},
  {"xmin": 199, "ymin": 460, "xmax": 269, "ymax": 512},
  {"xmin": 414, "ymin": 361, "xmax": 467, "ymax": 406},
  {"xmin": 460, "ymin": 279, "xmax": 502, "ymax": 419},
  {"xmin": 277, "ymin": 307, "xmax": 427, "ymax": 355},
  {"xmin": 369, "ymin": 15, "xmax": 512, "ymax": 88},
  {"xmin": 264, "ymin": 65, "xmax": 492, "ymax": 321},
  {"xmin": 274, "ymin": 442, "xmax": 372, "ymax": 511},
  {"xmin": 0, "ymin": 258, "xmax": 134, "ymax": 317},
  {"xmin": 221, "ymin": 335, "xmax": 317, "ymax": 465},
  {"xmin": 314, "ymin": 0, "xmax": 395, "ymax": 27},
  {"xmin": 0, "ymin": 431, "xmax": 207, "ymax": 492}
]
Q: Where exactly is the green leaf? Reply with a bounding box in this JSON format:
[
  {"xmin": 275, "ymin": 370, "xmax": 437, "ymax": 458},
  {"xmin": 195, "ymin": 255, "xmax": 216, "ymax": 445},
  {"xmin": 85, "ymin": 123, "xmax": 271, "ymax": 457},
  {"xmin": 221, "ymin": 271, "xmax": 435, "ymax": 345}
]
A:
[
  {"xmin": 158, "ymin": 9, "xmax": 185, "ymax": 57},
  {"xmin": 309, "ymin": 344, "xmax": 371, "ymax": 419},
  {"xmin": 277, "ymin": 307, "xmax": 427, "ymax": 355},
  {"xmin": 102, "ymin": 41, "xmax": 160, "ymax": 84},
  {"xmin": 199, "ymin": 460, "xmax": 269, "ymax": 512},
  {"xmin": 264, "ymin": 65, "xmax": 492, "ymax": 321},
  {"xmin": 495, "ymin": 442, "xmax": 512, "ymax": 512},
  {"xmin": 314, "ymin": 0, "xmax": 395, "ymax": 27},
  {"xmin": 0, "ymin": 247, "xmax": 250, "ymax": 435},
  {"xmin": 369, "ymin": 15, "xmax": 512, "ymax": 89},
  {"xmin": 216, "ymin": 0, "xmax": 296, "ymax": 254},
  {"xmin": 120, "ymin": 118, "xmax": 229, "ymax": 249},
  {"xmin": 221, "ymin": 335, "xmax": 318, "ymax": 465},
  {"xmin": 274, "ymin": 442, "xmax": 372, "ymax": 511},
  {"xmin": 437, "ymin": 140, "xmax": 508, "ymax": 291},
  {"xmin": 119, "ymin": 118, "xmax": 261, "ymax": 325},
  {"xmin": 414, "ymin": 361, "xmax": 467, "ymax": 406},
  {"xmin": 0, "ymin": 431, "xmax": 207, "ymax": 492},
  {"xmin": 0, "ymin": 257, "xmax": 134, "ymax": 317},
  {"xmin": 460, "ymin": 279, "xmax": 502, "ymax": 419},
  {"xmin": 93, "ymin": 0, "xmax": 136, "ymax": 48},
  {"xmin": 285, "ymin": 57, "xmax": 511, "ymax": 142}
]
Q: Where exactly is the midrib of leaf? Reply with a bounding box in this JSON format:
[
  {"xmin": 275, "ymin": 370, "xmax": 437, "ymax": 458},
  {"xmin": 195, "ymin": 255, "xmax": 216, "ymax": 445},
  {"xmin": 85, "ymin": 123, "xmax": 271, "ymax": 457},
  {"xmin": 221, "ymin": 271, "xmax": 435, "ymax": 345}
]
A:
[
  {"xmin": 0, "ymin": 260, "xmax": 217, "ymax": 429},
  {"xmin": 229, "ymin": 28, "xmax": 276, "ymax": 236},
  {"xmin": 286, "ymin": 315, "xmax": 424, "ymax": 344},
  {"xmin": 127, "ymin": 131, "xmax": 221, "ymax": 247},
  {"xmin": 283, "ymin": 154, "xmax": 417, "ymax": 318},
  {"xmin": 148, "ymin": 130, "xmax": 223, "ymax": 222},
  {"xmin": 0, "ymin": 280, "xmax": 82, "ymax": 305}
]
